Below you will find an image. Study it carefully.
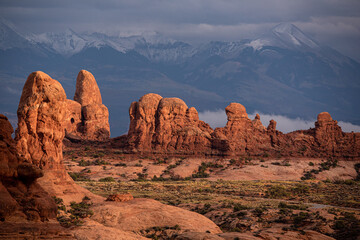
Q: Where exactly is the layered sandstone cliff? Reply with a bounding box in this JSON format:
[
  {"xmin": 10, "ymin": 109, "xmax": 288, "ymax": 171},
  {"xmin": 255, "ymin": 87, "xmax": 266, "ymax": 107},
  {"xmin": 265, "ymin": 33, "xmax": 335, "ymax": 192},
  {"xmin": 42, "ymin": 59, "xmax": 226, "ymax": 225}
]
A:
[
  {"xmin": 125, "ymin": 94, "xmax": 360, "ymax": 158},
  {"xmin": 65, "ymin": 70, "xmax": 110, "ymax": 141},
  {"xmin": 127, "ymin": 93, "xmax": 213, "ymax": 154}
]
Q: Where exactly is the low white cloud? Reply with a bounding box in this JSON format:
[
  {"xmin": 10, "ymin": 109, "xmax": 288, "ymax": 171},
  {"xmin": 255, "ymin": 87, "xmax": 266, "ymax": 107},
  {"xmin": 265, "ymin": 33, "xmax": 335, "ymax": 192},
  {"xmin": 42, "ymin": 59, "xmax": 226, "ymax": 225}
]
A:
[
  {"xmin": 338, "ymin": 121, "xmax": 360, "ymax": 133},
  {"xmin": 198, "ymin": 109, "xmax": 360, "ymax": 133},
  {"xmin": 6, "ymin": 86, "xmax": 21, "ymax": 95},
  {"xmin": 198, "ymin": 109, "xmax": 227, "ymax": 128}
]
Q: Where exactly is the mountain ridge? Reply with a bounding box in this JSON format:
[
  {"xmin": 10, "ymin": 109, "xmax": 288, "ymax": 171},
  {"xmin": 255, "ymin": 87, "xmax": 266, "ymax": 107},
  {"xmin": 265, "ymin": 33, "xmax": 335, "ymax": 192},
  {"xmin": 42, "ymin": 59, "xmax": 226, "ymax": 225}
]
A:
[{"xmin": 1, "ymin": 20, "xmax": 359, "ymax": 137}]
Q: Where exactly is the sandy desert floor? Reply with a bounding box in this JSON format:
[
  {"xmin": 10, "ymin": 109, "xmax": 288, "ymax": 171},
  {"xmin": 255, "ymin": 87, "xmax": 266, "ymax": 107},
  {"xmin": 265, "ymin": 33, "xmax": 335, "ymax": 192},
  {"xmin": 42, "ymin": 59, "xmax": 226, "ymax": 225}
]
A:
[{"xmin": 60, "ymin": 144, "xmax": 360, "ymax": 239}]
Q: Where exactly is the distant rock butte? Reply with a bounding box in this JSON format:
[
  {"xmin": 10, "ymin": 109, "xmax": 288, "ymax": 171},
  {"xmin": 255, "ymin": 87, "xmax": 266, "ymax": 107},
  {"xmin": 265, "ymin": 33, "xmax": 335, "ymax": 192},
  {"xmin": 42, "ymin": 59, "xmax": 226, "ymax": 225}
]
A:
[
  {"xmin": 64, "ymin": 70, "xmax": 110, "ymax": 141},
  {"xmin": 124, "ymin": 94, "xmax": 360, "ymax": 158},
  {"xmin": 127, "ymin": 93, "xmax": 213, "ymax": 154}
]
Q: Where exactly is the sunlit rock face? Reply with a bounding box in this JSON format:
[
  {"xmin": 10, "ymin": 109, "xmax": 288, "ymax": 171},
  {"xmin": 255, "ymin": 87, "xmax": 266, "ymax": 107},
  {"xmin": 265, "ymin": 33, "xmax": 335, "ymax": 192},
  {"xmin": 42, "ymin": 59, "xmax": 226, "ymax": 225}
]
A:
[
  {"xmin": 125, "ymin": 95, "xmax": 360, "ymax": 158},
  {"xmin": 64, "ymin": 70, "xmax": 110, "ymax": 141},
  {"xmin": 127, "ymin": 93, "xmax": 213, "ymax": 154}
]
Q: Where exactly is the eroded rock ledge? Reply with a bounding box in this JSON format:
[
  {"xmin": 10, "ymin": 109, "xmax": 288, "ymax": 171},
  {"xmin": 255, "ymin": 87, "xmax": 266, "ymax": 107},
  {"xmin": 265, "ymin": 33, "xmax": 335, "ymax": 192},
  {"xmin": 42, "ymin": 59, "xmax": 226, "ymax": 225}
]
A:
[{"xmin": 123, "ymin": 93, "xmax": 360, "ymax": 159}]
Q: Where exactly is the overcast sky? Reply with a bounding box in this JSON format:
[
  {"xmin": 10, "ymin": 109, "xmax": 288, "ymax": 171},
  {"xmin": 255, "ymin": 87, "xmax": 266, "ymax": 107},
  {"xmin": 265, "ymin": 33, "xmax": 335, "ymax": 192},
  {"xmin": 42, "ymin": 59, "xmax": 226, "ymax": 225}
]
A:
[{"xmin": 1, "ymin": 0, "xmax": 360, "ymax": 61}]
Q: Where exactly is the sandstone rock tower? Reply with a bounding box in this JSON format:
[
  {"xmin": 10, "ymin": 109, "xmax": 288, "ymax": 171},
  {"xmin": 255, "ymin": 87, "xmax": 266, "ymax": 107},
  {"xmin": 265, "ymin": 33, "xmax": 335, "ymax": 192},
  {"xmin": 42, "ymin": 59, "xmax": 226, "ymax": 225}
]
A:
[
  {"xmin": 65, "ymin": 70, "xmax": 110, "ymax": 141},
  {"xmin": 16, "ymin": 71, "xmax": 67, "ymax": 170},
  {"xmin": 128, "ymin": 93, "xmax": 213, "ymax": 153}
]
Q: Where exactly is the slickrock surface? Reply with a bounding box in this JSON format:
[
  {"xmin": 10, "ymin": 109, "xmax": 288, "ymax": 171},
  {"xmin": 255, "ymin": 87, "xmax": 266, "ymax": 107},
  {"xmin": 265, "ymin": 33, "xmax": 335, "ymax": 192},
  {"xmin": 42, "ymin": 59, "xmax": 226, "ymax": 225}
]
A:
[
  {"xmin": 124, "ymin": 94, "xmax": 360, "ymax": 159},
  {"xmin": 64, "ymin": 70, "xmax": 110, "ymax": 141},
  {"xmin": 91, "ymin": 198, "xmax": 221, "ymax": 233}
]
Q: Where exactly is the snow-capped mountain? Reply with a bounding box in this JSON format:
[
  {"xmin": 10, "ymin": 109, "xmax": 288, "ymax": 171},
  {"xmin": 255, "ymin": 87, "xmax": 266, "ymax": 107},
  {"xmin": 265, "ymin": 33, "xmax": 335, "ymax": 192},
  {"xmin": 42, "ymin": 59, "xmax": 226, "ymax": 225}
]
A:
[
  {"xmin": 245, "ymin": 23, "xmax": 320, "ymax": 51},
  {"xmin": 0, "ymin": 21, "xmax": 34, "ymax": 50},
  {"xmin": 31, "ymin": 29, "xmax": 88, "ymax": 56},
  {"xmin": 27, "ymin": 27, "xmax": 195, "ymax": 62},
  {"xmin": 1, "ymin": 20, "xmax": 360, "ymax": 137}
]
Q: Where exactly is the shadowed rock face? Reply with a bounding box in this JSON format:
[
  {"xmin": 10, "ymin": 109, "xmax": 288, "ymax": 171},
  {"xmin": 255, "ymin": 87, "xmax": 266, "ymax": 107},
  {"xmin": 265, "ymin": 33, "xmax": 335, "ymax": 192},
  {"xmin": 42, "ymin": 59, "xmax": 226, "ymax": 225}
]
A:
[
  {"xmin": 127, "ymin": 93, "xmax": 213, "ymax": 153},
  {"xmin": 64, "ymin": 70, "xmax": 110, "ymax": 141},
  {"xmin": 0, "ymin": 114, "xmax": 57, "ymax": 222},
  {"xmin": 125, "ymin": 94, "xmax": 360, "ymax": 158}
]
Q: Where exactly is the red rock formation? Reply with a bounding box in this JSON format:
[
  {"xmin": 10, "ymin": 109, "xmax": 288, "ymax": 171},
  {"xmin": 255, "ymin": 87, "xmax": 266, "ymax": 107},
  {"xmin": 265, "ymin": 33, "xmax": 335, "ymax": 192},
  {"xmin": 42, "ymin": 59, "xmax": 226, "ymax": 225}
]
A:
[
  {"xmin": 64, "ymin": 70, "xmax": 110, "ymax": 141},
  {"xmin": 14, "ymin": 71, "xmax": 100, "ymax": 203},
  {"xmin": 16, "ymin": 71, "xmax": 67, "ymax": 170},
  {"xmin": 211, "ymin": 103, "xmax": 273, "ymax": 155},
  {"xmin": 106, "ymin": 193, "xmax": 134, "ymax": 202},
  {"xmin": 127, "ymin": 93, "xmax": 213, "ymax": 154},
  {"xmin": 125, "ymin": 95, "xmax": 360, "ymax": 159},
  {"xmin": 0, "ymin": 114, "xmax": 57, "ymax": 222},
  {"xmin": 128, "ymin": 93, "xmax": 163, "ymax": 150}
]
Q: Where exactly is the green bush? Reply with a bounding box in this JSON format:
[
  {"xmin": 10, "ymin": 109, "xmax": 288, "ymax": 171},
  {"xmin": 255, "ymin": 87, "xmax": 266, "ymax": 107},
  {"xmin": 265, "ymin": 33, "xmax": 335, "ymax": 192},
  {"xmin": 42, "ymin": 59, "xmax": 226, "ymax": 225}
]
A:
[
  {"xmin": 265, "ymin": 185, "xmax": 290, "ymax": 199},
  {"xmin": 98, "ymin": 177, "xmax": 115, "ymax": 182},
  {"xmin": 333, "ymin": 212, "xmax": 360, "ymax": 240},
  {"xmin": 68, "ymin": 172, "xmax": 90, "ymax": 181},
  {"xmin": 292, "ymin": 212, "xmax": 310, "ymax": 228},
  {"xmin": 78, "ymin": 159, "xmax": 91, "ymax": 166},
  {"xmin": 233, "ymin": 203, "xmax": 248, "ymax": 212}
]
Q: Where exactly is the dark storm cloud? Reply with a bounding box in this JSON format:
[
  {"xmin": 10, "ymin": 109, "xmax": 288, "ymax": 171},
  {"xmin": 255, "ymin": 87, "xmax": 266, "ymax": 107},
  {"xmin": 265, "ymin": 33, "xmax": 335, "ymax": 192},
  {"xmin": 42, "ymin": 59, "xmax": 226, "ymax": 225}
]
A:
[{"xmin": 1, "ymin": 0, "xmax": 360, "ymax": 59}]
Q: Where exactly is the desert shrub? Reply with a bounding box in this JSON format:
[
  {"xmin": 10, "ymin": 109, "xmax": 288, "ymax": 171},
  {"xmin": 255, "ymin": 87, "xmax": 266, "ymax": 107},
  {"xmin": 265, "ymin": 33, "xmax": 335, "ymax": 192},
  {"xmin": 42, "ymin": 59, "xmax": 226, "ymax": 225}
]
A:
[
  {"xmin": 271, "ymin": 162, "xmax": 281, "ymax": 166},
  {"xmin": 78, "ymin": 159, "xmax": 91, "ymax": 166},
  {"xmin": 292, "ymin": 212, "xmax": 311, "ymax": 228},
  {"xmin": 92, "ymin": 152, "xmax": 104, "ymax": 158},
  {"xmin": 56, "ymin": 200, "xmax": 93, "ymax": 228},
  {"xmin": 308, "ymin": 162, "xmax": 314, "ymax": 166},
  {"xmin": 354, "ymin": 163, "xmax": 360, "ymax": 181},
  {"xmin": 53, "ymin": 196, "xmax": 66, "ymax": 211},
  {"xmin": 192, "ymin": 162, "xmax": 210, "ymax": 178},
  {"xmin": 135, "ymin": 173, "xmax": 148, "ymax": 181},
  {"xmin": 167, "ymin": 164, "xmax": 177, "ymax": 170},
  {"xmin": 332, "ymin": 212, "xmax": 360, "ymax": 240},
  {"xmin": 68, "ymin": 172, "xmax": 90, "ymax": 181},
  {"xmin": 84, "ymin": 146, "xmax": 91, "ymax": 151},
  {"xmin": 98, "ymin": 177, "xmax": 115, "ymax": 182},
  {"xmin": 278, "ymin": 202, "xmax": 307, "ymax": 210},
  {"xmin": 115, "ymin": 163, "xmax": 127, "ymax": 167},
  {"xmin": 194, "ymin": 203, "xmax": 213, "ymax": 214},
  {"xmin": 252, "ymin": 207, "xmax": 267, "ymax": 218},
  {"xmin": 93, "ymin": 159, "xmax": 109, "ymax": 165},
  {"xmin": 152, "ymin": 175, "xmax": 167, "ymax": 181},
  {"xmin": 233, "ymin": 203, "xmax": 249, "ymax": 212},
  {"xmin": 291, "ymin": 183, "xmax": 310, "ymax": 195},
  {"xmin": 302, "ymin": 159, "xmax": 338, "ymax": 180},
  {"xmin": 301, "ymin": 171, "xmax": 314, "ymax": 180},
  {"xmin": 265, "ymin": 185, "xmax": 290, "ymax": 199},
  {"xmin": 69, "ymin": 201, "xmax": 94, "ymax": 218},
  {"xmin": 229, "ymin": 159, "xmax": 236, "ymax": 165}
]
